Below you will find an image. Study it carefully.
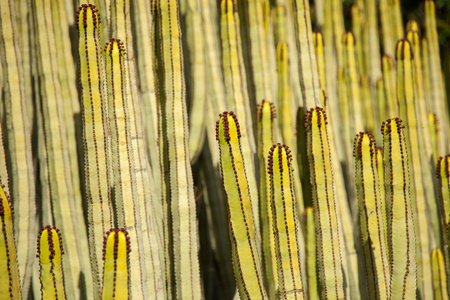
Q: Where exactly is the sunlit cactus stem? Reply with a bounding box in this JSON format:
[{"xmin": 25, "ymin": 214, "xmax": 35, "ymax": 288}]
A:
[
  {"xmin": 256, "ymin": 101, "xmax": 277, "ymax": 299},
  {"xmin": 438, "ymin": 155, "xmax": 450, "ymax": 293},
  {"xmin": 0, "ymin": 185, "xmax": 21, "ymax": 299},
  {"xmin": 102, "ymin": 229, "xmax": 131, "ymax": 300},
  {"xmin": 77, "ymin": 5, "xmax": 113, "ymax": 297},
  {"xmin": 305, "ymin": 107, "xmax": 344, "ymax": 299},
  {"xmin": 37, "ymin": 226, "xmax": 66, "ymax": 300},
  {"xmin": 354, "ymin": 132, "xmax": 390, "ymax": 299},
  {"xmin": 431, "ymin": 248, "xmax": 449, "ymax": 300},
  {"xmin": 382, "ymin": 118, "xmax": 417, "ymax": 299},
  {"xmin": 396, "ymin": 39, "xmax": 434, "ymax": 298},
  {"xmin": 216, "ymin": 112, "xmax": 268, "ymax": 300},
  {"xmin": 304, "ymin": 207, "xmax": 318, "ymax": 299},
  {"xmin": 268, "ymin": 144, "xmax": 305, "ymax": 299}
]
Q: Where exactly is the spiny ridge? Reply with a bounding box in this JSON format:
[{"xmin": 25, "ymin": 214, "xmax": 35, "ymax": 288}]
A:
[
  {"xmin": 105, "ymin": 39, "xmax": 126, "ymax": 56},
  {"xmin": 304, "ymin": 107, "xmax": 328, "ymax": 128},
  {"xmin": 36, "ymin": 226, "xmax": 64, "ymax": 259},
  {"xmin": 353, "ymin": 132, "xmax": 376, "ymax": 158},
  {"xmin": 437, "ymin": 155, "xmax": 450, "ymax": 178},
  {"xmin": 267, "ymin": 143, "xmax": 293, "ymax": 175},
  {"xmin": 102, "ymin": 229, "xmax": 131, "ymax": 261},
  {"xmin": 256, "ymin": 100, "xmax": 276, "ymax": 120},
  {"xmin": 76, "ymin": 4, "xmax": 101, "ymax": 29},
  {"xmin": 395, "ymin": 39, "xmax": 414, "ymax": 60},
  {"xmin": 216, "ymin": 111, "xmax": 241, "ymax": 141}
]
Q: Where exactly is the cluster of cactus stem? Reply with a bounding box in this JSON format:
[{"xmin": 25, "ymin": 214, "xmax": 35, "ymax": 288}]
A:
[{"xmin": 0, "ymin": 0, "xmax": 449, "ymax": 299}]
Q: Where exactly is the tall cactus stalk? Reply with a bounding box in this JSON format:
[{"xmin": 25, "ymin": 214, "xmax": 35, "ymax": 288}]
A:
[
  {"xmin": 256, "ymin": 101, "xmax": 277, "ymax": 298},
  {"xmin": 268, "ymin": 143, "xmax": 305, "ymax": 299},
  {"xmin": 0, "ymin": 186, "xmax": 20, "ymax": 299},
  {"xmin": 216, "ymin": 112, "xmax": 268, "ymax": 300},
  {"xmin": 77, "ymin": 5, "xmax": 114, "ymax": 297},
  {"xmin": 152, "ymin": 0, "xmax": 202, "ymax": 298},
  {"xmin": 396, "ymin": 39, "xmax": 434, "ymax": 298},
  {"xmin": 382, "ymin": 118, "xmax": 417, "ymax": 299},
  {"xmin": 438, "ymin": 155, "xmax": 450, "ymax": 292},
  {"xmin": 220, "ymin": 0, "xmax": 260, "ymax": 239},
  {"xmin": 291, "ymin": 0, "xmax": 321, "ymax": 108},
  {"xmin": 0, "ymin": 0, "xmax": 36, "ymax": 294},
  {"xmin": 305, "ymin": 107, "xmax": 344, "ymax": 299},
  {"xmin": 354, "ymin": 132, "xmax": 390, "ymax": 299}
]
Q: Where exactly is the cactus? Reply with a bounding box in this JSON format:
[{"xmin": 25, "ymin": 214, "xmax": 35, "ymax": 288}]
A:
[
  {"xmin": 101, "ymin": 229, "xmax": 131, "ymax": 299},
  {"xmin": 1, "ymin": 0, "xmax": 450, "ymax": 299},
  {"xmin": 382, "ymin": 118, "xmax": 417, "ymax": 299},
  {"xmin": 431, "ymin": 248, "xmax": 449, "ymax": 300},
  {"xmin": 216, "ymin": 111, "xmax": 267, "ymax": 300},
  {"xmin": 0, "ymin": 185, "xmax": 20, "ymax": 299},
  {"xmin": 354, "ymin": 132, "xmax": 390, "ymax": 299},
  {"xmin": 268, "ymin": 143, "xmax": 305, "ymax": 299},
  {"xmin": 305, "ymin": 107, "xmax": 344, "ymax": 299},
  {"xmin": 37, "ymin": 226, "xmax": 66, "ymax": 300},
  {"xmin": 77, "ymin": 6, "xmax": 114, "ymax": 296}
]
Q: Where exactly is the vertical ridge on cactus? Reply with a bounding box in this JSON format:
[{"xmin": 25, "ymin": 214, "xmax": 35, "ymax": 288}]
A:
[
  {"xmin": 305, "ymin": 107, "xmax": 345, "ymax": 299},
  {"xmin": 101, "ymin": 229, "xmax": 131, "ymax": 299},
  {"xmin": 0, "ymin": 186, "xmax": 21, "ymax": 299},
  {"xmin": 381, "ymin": 55, "xmax": 398, "ymax": 119},
  {"xmin": 354, "ymin": 132, "xmax": 390, "ymax": 299},
  {"xmin": 382, "ymin": 118, "xmax": 417, "ymax": 299},
  {"xmin": 268, "ymin": 143, "xmax": 305, "ymax": 299},
  {"xmin": 37, "ymin": 226, "xmax": 66, "ymax": 300},
  {"xmin": 77, "ymin": 5, "xmax": 114, "ymax": 297},
  {"xmin": 216, "ymin": 112, "xmax": 267, "ymax": 300}
]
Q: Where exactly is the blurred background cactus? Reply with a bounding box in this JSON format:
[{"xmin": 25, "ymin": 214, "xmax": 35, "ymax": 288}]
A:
[{"xmin": 0, "ymin": 0, "xmax": 449, "ymax": 299}]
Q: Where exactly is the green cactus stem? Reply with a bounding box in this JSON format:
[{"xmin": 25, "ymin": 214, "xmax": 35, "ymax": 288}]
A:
[
  {"xmin": 381, "ymin": 55, "xmax": 397, "ymax": 119},
  {"xmin": 216, "ymin": 111, "xmax": 268, "ymax": 300},
  {"xmin": 343, "ymin": 32, "xmax": 364, "ymax": 136},
  {"xmin": 382, "ymin": 118, "xmax": 417, "ymax": 299},
  {"xmin": 396, "ymin": 39, "xmax": 434, "ymax": 298},
  {"xmin": 152, "ymin": 0, "xmax": 202, "ymax": 297},
  {"xmin": 292, "ymin": 0, "xmax": 321, "ymax": 108},
  {"xmin": 268, "ymin": 143, "xmax": 305, "ymax": 299},
  {"xmin": 101, "ymin": 229, "xmax": 131, "ymax": 300},
  {"xmin": 105, "ymin": 39, "xmax": 161, "ymax": 299},
  {"xmin": 256, "ymin": 101, "xmax": 277, "ymax": 298},
  {"xmin": 431, "ymin": 248, "xmax": 449, "ymax": 300},
  {"xmin": 313, "ymin": 32, "xmax": 326, "ymax": 93},
  {"xmin": 354, "ymin": 132, "xmax": 390, "ymax": 299},
  {"xmin": 375, "ymin": 147, "xmax": 388, "ymax": 259},
  {"xmin": 438, "ymin": 155, "xmax": 450, "ymax": 292},
  {"xmin": 429, "ymin": 113, "xmax": 440, "ymax": 165},
  {"xmin": 0, "ymin": 185, "xmax": 21, "ymax": 299},
  {"xmin": 37, "ymin": 226, "xmax": 66, "ymax": 300},
  {"xmin": 305, "ymin": 107, "xmax": 344, "ymax": 299},
  {"xmin": 379, "ymin": 0, "xmax": 394, "ymax": 57},
  {"xmin": 77, "ymin": 5, "xmax": 113, "ymax": 296},
  {"xmin": 220, "ymin": 0, "xmax": 260, "ymax": 238},
  {"xmin": 0, "ymin": 0, "xmax": 36, "ymax": 293},
  {"xmin": 304, "ymin": 207, "xmax": 318, "ymax": 299},
  {"xmin": 425, "ymin": 0, "xmax": 449, "ymax": 154}
]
